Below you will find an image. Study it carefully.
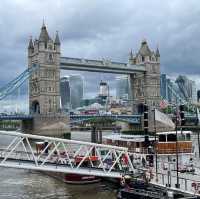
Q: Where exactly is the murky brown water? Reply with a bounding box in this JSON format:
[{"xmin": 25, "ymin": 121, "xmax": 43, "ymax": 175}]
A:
[{"xmin": 0, "ymin": 131, "xmax": 117, "ymax": 199}]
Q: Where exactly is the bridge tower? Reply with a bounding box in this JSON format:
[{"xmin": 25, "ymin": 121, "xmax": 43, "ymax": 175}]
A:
[
  {"xmin": 24, "ymin": 24, "xmax": 70, "ymax": 137},
  {"xmin": 129, "ymin": 40, "xmax": 161, "ymax": 113},
  {"xmin": 28, "ymin": 23, "xmax": 60, "ymax": 114}
]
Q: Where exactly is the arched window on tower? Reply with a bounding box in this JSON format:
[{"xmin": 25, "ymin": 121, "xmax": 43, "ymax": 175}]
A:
[
  {"xmin": 48, "ymin": 45, "xmax": 52, "ymax": 50},
  {"xmin": 49, "ymin": 54, "xmax": 53, "ymax": 62},
  {"xmin": 142, "ymin": 56, "xmax": 145, "ymax": 62},
  {"xmin": 49, "ymin": 99, "xmax": 52, "ymax": 112}
]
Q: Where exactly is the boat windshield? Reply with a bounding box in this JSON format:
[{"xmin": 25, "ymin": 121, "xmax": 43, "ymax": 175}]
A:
[
  {"xmin": 167, "ymin": 134, "xmax": 176, "ymax": 141},
  {"xmin": 158, "ymin": 132, "xmax": 191, "ymax": 142}
]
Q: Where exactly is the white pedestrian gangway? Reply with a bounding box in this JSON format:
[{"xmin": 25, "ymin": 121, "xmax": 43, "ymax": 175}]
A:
[{"xmin": 0, "ymin": 131, "xmax": 135, "ymax": 178}]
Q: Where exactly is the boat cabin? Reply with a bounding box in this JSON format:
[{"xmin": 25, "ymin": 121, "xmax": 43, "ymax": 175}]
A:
[
  {"xmin": 103, "ymin": 134, "xmax": 155, "ymax": 154},
  {"xmin": 157, "ymin": 131, "xmax": 193, "ymax": 154}
]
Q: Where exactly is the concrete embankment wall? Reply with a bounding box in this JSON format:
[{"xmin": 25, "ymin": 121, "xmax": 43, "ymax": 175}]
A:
[{"xmin": 21, "ymin": 114, "xmax": 70, "ymax": 137}]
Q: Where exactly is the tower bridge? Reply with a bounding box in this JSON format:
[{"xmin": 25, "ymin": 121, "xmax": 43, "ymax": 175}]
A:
[
  {"xmin": 0, "ymin": 23, "xmax": 163, "ymax": 136},
  {"xmin": 27, "ymin": 24, "xmax": 161, "ymax": 116}
]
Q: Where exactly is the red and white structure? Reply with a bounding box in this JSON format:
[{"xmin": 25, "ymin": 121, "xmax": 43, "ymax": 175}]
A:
[{"xmin": 0, "ymin": 131, "xmax": 134, "ymax": 178}]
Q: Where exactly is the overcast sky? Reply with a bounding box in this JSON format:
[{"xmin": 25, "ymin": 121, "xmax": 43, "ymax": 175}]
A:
[{"xmin": 0, "ymin": 0, "xmax": 200, "ymax": 98}]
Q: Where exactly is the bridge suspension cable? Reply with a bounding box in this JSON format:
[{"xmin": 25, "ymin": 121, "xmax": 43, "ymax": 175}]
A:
[
  {"xmin": 0, "ymin": 64, "xmax": 39, "ymax": 100},
  {"xmin": 167, "ymin": 84, "xmax": 186, "ymax": 104}
]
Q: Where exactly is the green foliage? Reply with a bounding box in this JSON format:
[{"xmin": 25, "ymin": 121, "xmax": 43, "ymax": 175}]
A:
[
  {"xmin": 162, "ymin": 106, "xmax": 173, "ymax": 114},
  {"xmin": 0, "ymin": 120, "xmax": 20, "ymax": 130},
  {"xmin": 63, "ymin": 132, "xmax": 71, "ymax": 139}
]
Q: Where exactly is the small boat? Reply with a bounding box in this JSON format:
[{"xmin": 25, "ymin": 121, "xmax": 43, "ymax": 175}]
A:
[
  {"xmin": 35, "ymin": 142, "xmax": 101, "ymax": 184},
  {"xmin": 63, "ymin": 155, "xmax": 101, "ymax": 184},
  {"xmin": 117, "ymin": 176, "xmax": 199, "ymax": 199}
]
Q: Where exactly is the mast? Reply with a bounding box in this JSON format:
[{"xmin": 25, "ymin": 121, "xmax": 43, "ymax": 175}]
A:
[{"xmin": 154, "ymin": 108, "xmax": 158, "ymax": 181}]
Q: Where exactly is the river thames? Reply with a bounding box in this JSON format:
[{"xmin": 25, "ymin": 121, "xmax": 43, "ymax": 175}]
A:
[{"xmin": 0, "ymin": 131, "xmax": 117, "ymax": 199}]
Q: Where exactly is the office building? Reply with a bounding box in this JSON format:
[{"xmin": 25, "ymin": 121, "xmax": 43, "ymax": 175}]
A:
[
  {"xmin": 60, "ymin": 75, "xmax": 84, "ymax": 111},
  {"xmin": 116, "ymin": 75, "xmax": 130, "ymax": 100}
]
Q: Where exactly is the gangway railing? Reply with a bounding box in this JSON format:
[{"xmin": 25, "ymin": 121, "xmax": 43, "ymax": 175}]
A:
[{"xmin": 0, "ymin": 131, "xmax": 135, "ymax": 178}]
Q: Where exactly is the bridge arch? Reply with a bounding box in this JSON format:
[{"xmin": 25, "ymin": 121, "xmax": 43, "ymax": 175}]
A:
[
  {"xmin": 31, "ymin": 100, "xmax": 40, "ymax": 114},
  {"xmin": 137, "ymin": 103, "xmax": 144, "ymax": 114}
]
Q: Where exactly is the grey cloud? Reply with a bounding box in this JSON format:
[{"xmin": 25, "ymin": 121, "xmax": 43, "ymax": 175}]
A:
[{"xmin": 0, "ymin": 0, "xmax": 200, "ymax": 96}]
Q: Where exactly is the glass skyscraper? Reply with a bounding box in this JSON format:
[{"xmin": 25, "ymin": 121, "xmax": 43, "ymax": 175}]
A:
[
  {"xmin": 69, "ymin": 75, "xmax": 84, "ymax": 109},
  {"xmin": 60, "ymin": 75, "xmax": 84, "ymax": 111},
  {"xmin": 60, "ymin": 77, "xmax": 70, "ymax": 112},
  {"xmin": 116, "ymin": 75, "xmax": 130, "ymax": 100},
  {"xmin": 160, "ymin": 74, "xmax": 197, "ymax": 104}
]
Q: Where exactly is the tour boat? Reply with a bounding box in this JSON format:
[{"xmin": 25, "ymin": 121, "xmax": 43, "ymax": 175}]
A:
[
  {"xmin": 103, "ymin": 131, "xmax": 194, "ymax": 170},
  {"xmin": 103, "ymin": 131, "xmax": 193, "ymax": 153},
  {"xmin": 103, "ymin": 134, "xmax": 155, "ymax": 154}
]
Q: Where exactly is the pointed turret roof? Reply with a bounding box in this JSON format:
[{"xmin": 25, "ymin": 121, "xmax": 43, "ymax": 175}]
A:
[
  {"xmin": 28, "ymin": 36, "xmax": 34, "ymax": 49},
  {"xmin": 39, "ymin": 23, "xmax": 51, "ymax": 42},
  {"xmin": 54, "ymin": 31, "xmax": 60, "ymax": 45},
  {"xmin": 129, "ymin": 49, "xmax": 133, "ymax": 60},
  {"xmin": 156, "ymin": 46, "xmax": 160, "ymax": 57},
  {"xmin": 138, "ymin": 39, "xmax": 152, "ymax": 56}
]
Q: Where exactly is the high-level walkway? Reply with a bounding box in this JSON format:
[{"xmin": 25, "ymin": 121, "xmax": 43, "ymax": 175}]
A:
[{"xmin": 60, "ymin": 57, "xmax": 146, "ymax": 74}]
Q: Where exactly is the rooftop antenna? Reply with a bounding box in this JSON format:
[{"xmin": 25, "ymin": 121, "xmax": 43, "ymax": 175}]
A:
[{"xmin": 42, "ymin": 18, "xmax": 45, "ymax": 27}]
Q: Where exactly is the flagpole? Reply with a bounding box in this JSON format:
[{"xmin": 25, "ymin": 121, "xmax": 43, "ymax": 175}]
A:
[
  {"xmin": 175, "ymin": 105, "xmax": 180, "ymax": 188},
  {"xmin": 154, "ymin": 108, "xmax": 158, "ymax": 182}
]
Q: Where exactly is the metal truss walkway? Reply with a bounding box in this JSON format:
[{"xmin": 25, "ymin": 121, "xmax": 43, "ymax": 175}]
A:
[{"xmin": 0, "ymin": 131, "xmax": 135, "ymax": 178}]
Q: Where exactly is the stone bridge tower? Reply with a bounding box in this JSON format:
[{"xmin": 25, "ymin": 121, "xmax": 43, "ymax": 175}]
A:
[
  {"xmin": 28, "ymin": 23, "xmax": 60, "ymax": 114},
  {"xmin": 129, "ymin": 40, "xmax": 161, "ymax": 113},
  {"xmin": 24, "ymin": 24, "xmax": 70, "ymax": 137}
]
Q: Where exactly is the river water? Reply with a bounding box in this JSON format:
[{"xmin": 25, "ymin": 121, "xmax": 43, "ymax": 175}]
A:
[
  {"xmin": 1, "ymin": 130, "xmax": 199, "ymax": 198},
  {"xmin": 0, "ymin": 131, "xmax": 118, "ymax": 199}
]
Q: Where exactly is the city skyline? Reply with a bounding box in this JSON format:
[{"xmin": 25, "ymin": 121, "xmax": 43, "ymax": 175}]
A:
[{"xmin": 0, "ymin": 1, "xmax": 200, "ymax": 93}]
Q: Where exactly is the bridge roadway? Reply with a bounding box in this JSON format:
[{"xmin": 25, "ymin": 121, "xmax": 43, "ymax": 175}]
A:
[
  {"xmin": 70, "ymin": 114, "xmax": 141, "ymax": 124},
  {"xmin": 0, "ymin": 113, "xmax": 198, "ymax": 126},
  {"xmin": 0, "ymin": 114, "xmax": 142, "ymax": 124},
  {"xmin": 0, "ymin": 114, "xmax": 33, "ymax": 120},
  {"xmin": 60, "ymin": 57, "xmax": 146, "ymax": 74}
]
